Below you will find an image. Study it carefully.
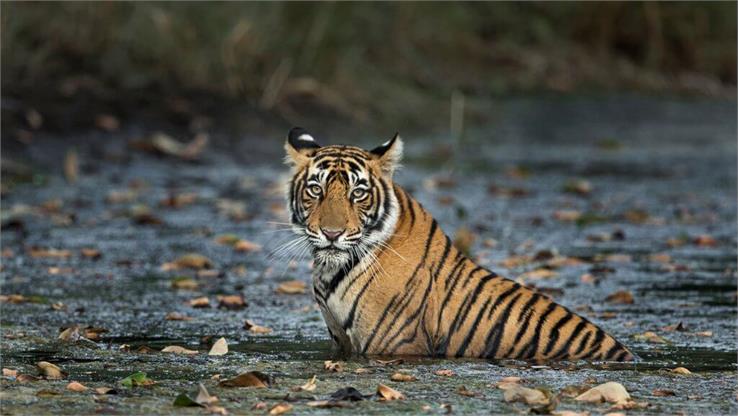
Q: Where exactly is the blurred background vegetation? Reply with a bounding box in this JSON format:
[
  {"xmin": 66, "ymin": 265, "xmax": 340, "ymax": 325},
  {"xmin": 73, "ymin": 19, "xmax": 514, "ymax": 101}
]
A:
[{"xmin": 2, "ymin": 1, "xmax": 736, "ymax": 135}]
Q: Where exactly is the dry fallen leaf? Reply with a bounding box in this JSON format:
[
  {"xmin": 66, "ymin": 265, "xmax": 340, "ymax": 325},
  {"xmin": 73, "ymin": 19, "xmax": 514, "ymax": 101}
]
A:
[
  {"xmin": 276, "ymin": 280, "xmax": 306, "ymax": 294},
  {"xmin": 324, "ymin": 361, "xmax": 344, "ymax": 372},
  {"xmin": 219, "ymin": 371, "xmax": 271, "ymax": 388},
  {"xmin": 162, "ymin": 254, "xmax": 213, "ymax": 271},
  {"xmin": 292, "ymin": 375, "xmax": 317, "ymax": 392},
  {"xmin": 95, "ymin": 387, "xmax": 117, "ymax": 395},
  {"xmin": 553, "ymin": 210, "xmax": 582, "ymax": 222},
  {"xmin": 390, "ymin": 372, "xmax": 417, "ymax": 382},
  {"xmin": 575, "ymin": 382, "xmax": 630, "ymax": 404},
  {"xmin": 17, "ymin": 374, "xmax": 41, "ymax": 382},
  {"xmin": 162, "ymin": 345, "xmax": 199, "ymax": 355},
  {"xmin": 234, "ymin": 240, "xmax": 262, "ymax": 253},
  {"xmin": 243, "ymin": 320, "xmax": 272, "ymax": 334},
  {"xmin": 188, "ymin": 297, "xmax": 211, "ymax": 308},
  {"xmin": 58, "ymin": 326, "xmax": 82, "ymax": 342},
  {"xmin": 435, "ymin": 369, "xmax": 455, "ymax": 377},
  {"xmin": 671, "ymin": 367, "xmax": 692, "ymax": 375},
  {"xmin": 498, "ymin": 255, "xmax": 532, "ymax": 268},
  {"xmin": 83, "ymin": 326, "xmax": 108, "ymax": 341},
  {"xmin": 28, "ymin": 247, "xmax": 72, "ymax": 259},
  {"xmin": 633, "ymin": 331, "xmax": 668, "ymax": 344},
  {"xmin": 165, "ymin": 312, "xmax": 192, "ymax": 321},
  {"xmin": 605, "ymin": 290, "xmax": 634, "ymax": 304},
  {"xmin": 208, "ymin": 337, "xmax": 228, "ymax": 356},
  {"xmin": 3, "ymin": 368, "xmax": 18, "ymax": 377},
  {"xmin": 503, "ymin": 384, "xmax": 550, "ymax": 406},
  {"xmin": 519, "ymin": 268, "xmax": 558, "ymax": 281},
  {"xmin": 217, "ymin": 295, "xmax": 247, "ymax": 310},
  {"xmin": 80, "ymin": 248, "xmax": 102, "ymax": 259},
  {"xmin": 269, "ymin": 403, "xmax": 293, "ymax": 415},
  {"xmin": 456, "ymin": 385, "xmax": 478, "ymax": 397},
  {"xmin": 377, "ymin": 384, "xmax": 405, "ymax": 401},
  {"xmin": 195, "ymin": 383, "xmax": 219, "ymax": 405},
  {"xmin": 652, "ymin": 389, "xmax": 676, "ymax": 397},
  {"xmin": 66, "ymin": 381, "xmax": 88, "ymax": 392},
  {"xmin": 37, "ymin": 361, "xmax": 64, "ymax": 379},
  {"xmin": 171, "ymin": 277, "xmax": 199, "ymax": 290}
]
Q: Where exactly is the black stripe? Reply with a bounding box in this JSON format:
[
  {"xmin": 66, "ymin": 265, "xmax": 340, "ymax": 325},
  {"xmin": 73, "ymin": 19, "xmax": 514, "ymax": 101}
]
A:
[
  {"xmin": 518, "ymin": 302, "xmax": 557, "ymax": 360},
  {"xmin": 482, "ymin": 291, "xmax": 524, "ymax": 359},
  {"xmin": 550, "ymin": 319, "xmax": 587, "ymax": 360},
  {"xmin": 581, "ymin": 328, "xmax": 606, "ymax": 359},
  {"xmin": 572, "ymin": 330, "xmax": 593, "ymax": 357},
  {"xmin": 436, "ymin": 274, "xmax": 496, "ymax": 355},
  {"xmin": 455, "ymin": 298, "xmax": 493, "ymax": 357},
  {"xmin": 510, "ymin": 294, "xmax": 541, "ymax": 351},
  {"xmin": 541, "ymin": 311, "xmax": 574, "ymax": 357}
]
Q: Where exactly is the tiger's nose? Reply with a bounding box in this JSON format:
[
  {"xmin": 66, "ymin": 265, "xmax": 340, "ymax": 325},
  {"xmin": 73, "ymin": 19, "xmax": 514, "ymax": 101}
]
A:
[{"xmin": 321, "ymin": 228, "xmax": 344, "ymax": 241}]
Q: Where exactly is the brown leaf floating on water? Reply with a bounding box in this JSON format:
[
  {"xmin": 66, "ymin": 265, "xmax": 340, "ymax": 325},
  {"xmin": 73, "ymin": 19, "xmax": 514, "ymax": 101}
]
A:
[
  {"xmin": 171, "ymin": 277, "xmax": 199, "ymax": 290},
  {"xmin": 633, "ymin": 331, "xmax": 668, "ymax": 344},
  {"xmin": 671, "ymin": 367, "xmax": 691, "ymax": 375},
  {"xmin": 208, "ymin": 337, "xmax": 228, "ymax": 356},
  {"xmin": 243, "ymin": 320, "xmax": 272, "ymax": 334},
  {"xmin": 292, "ymin": 375, "xmax": 317, "ymax": 392},
  {"xmin": 217, "ymin": 294, "xmax": 246, "ymax": 309},
  {"xmin": 161, "ymin": 345, "xmax": 199, "ymax": 355},
  {"xmin": 66, "ymin": 381, "xmax": 88, "ymax": 392},
  {"xmin": 28, "ymin": 247, "xmax": 72, "ymax": 259},
  {"xmin": 80, "ymin": 248, "xmax": 102, "ymax": 259},
  {"xmin": 377, "ymin": 384, "xmax": 405, "ymax": 401},
  {"xmin": 269, "ymin": 403, "xmax": 293, "ymax": 415},
  {"xmin": 390, "ymin": 372, "xmax": 417, "ymax": 382},
  {"xmin": 37, "ymin": 361, "xmax": 65, "ymax": 379},
  {"xmin": 324, "ymin": 361, "xmax": 344, "ymax": 372},
  {"xmin": 276, "ymin": 280, "xmax": 306, "ymax": 294},
  {"xmin": 188, "ymin": 297, "xmax": 211, "ymax": 308},
  {"xmin": 162, "ymin": 254, "xmax": 213, "ymax": 271},
  {"xmin": 575, "ymin": 382, "xmax": 630, "ymax": 404},
  {"xmin": 456, "ymin": 385, "xmax": 478, "ymax": 397},
  {"xmin": 605, "ymin": 290, "xmax": 634, "ymax": 304},
  {"xmin": 165, "ymin": 312, "xmax": 192, "ymax": 321},
  {"xmin": 434, "ymin": 369, "xmax": 455, "ymax": 377},
  {"xmin": 502, "ymin": 384, "xmax": 550, "ymax": 406},
  {"xmin": 234, "ymin": 240, "xmax": 261, "ymax": 253},
  {"xmin": 219, "ymin": 371, "xmax": 271, "ymax": 388}
]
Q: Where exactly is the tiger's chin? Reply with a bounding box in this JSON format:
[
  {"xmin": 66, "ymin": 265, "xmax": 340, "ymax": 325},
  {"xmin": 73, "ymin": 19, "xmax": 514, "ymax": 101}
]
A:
[{"xmin": 313, "ymin": 247, "xmax": 351, "ymax": 269}]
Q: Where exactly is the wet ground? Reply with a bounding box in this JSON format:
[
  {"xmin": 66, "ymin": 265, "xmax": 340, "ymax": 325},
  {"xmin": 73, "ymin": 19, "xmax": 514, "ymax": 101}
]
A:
[{"xmin": 1, "ymin": 95, "xmax": 736, "ymax": 414}]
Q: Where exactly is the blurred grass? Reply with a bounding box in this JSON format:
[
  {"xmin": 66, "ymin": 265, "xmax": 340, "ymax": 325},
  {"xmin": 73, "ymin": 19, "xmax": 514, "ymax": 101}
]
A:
[{"xmin": 2, "ymin": 2, "xmax": 736, "ymax": 129}]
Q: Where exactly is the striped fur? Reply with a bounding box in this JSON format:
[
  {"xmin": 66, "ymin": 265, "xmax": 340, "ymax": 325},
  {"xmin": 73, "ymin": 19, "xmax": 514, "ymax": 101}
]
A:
[{"xmin": 284, "ymin": 128, "xmax": 635, "ymax": 362}]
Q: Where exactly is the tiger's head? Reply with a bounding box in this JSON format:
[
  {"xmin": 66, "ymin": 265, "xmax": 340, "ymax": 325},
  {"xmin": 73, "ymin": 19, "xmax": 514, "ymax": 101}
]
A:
[{"xmin": 284, "ymin": 127, "xmax": 403, "ymax": 268}]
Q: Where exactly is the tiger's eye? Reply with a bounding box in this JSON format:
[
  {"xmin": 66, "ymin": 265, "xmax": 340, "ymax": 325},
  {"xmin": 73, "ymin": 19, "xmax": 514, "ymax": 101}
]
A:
[
  {"xmin": 352, "ymin": 188, "xmax": 367, "ymax": 199},
  {"xmin": 308, "ymin": 185, "xmax": 322, "ymax": 196}
]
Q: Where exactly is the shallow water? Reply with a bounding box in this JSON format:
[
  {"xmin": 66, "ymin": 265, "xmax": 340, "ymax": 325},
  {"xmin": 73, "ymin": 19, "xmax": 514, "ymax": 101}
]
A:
[{"xmin": 1, "ymin": 95, "xmax": 736, "ymax": 414}]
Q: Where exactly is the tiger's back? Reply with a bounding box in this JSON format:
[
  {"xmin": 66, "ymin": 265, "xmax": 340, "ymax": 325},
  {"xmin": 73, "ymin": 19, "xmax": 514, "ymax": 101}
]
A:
[{"xmin": 285, "ymin": 128, "xmax": 635, "ymax": 362}]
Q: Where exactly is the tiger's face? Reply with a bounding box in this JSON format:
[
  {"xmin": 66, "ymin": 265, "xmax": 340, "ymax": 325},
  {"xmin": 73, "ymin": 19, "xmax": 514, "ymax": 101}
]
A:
[{"xmin": 284, "ymin": 127, "xmax": 403, "ymax": 268}]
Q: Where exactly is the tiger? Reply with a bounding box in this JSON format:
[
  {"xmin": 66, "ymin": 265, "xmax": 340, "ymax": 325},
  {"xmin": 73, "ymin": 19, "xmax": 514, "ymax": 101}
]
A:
[{"xmin": 284, "ymin": 127, "xmax": 636, "ymax": 362}]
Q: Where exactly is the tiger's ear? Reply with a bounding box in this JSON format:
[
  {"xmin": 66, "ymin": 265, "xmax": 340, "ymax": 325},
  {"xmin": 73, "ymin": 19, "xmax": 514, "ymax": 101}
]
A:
[
  {"xmin": 369, "ymin": 133, "xmax": 403, "ymax": 177},
  {"xmin": 284, "ymin": 127, "xmax": 321, "ymax": 167}
]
